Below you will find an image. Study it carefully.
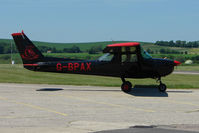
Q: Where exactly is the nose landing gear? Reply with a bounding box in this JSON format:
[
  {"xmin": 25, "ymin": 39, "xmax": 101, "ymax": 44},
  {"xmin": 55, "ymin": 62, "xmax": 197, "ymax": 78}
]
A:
[
  {"xmin": 157, "ymin": 77, "xmax": 167, "ymax": 92},
  {"xmin": 121, "ymin": 77, "xmax": 132, "ymax": 92}
]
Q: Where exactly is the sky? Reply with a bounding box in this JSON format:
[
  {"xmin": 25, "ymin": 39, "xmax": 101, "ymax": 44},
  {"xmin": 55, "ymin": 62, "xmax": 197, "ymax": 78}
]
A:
[{"xmin": 0, "ymin": 0, "xmax": 199, "ymax": 43}]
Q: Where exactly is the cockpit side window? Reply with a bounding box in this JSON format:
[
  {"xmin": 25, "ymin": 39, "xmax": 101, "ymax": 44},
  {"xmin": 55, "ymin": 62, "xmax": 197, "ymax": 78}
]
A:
[
  {"xmin": 122, "ymin": 53, "xmax": 137, "ymax": 63},
  {"xmin": 98, "ymin": 53, "xmax": 114, "ymax": 61},
  {"xmin": 140, "ymin": 47, "xmax": 152, "ymax": 59},
  {"xmin": 121, "ymin": 46, "xmax": 137, "ymax": 63}
]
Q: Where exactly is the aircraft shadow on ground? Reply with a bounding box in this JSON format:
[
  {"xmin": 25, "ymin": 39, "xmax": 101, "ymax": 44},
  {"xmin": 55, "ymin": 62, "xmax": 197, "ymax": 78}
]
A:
[
  {"xmin": 35, "ymin": 86, "xmax": 192, "ymax": 97},
  {"xmin": 127, "ymin": 85, "xmax": 193, "ymax": 97},
  {"xmin": 36, "ymin": 88, "xmax": 64, "ymax": 91},
  {"xmin": 65, "ymin": 89, "xmax": 121, "ymax": 92},
  {"xmin": 127, "ymin": 85, "xmax": 169, "ymax": 97}
]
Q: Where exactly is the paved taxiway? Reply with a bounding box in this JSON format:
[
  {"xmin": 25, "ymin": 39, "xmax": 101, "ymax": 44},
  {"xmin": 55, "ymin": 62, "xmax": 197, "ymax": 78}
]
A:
[
  {"xmin": 173, "ymin": 71, "xmax": 199, "ymax": 75},
  {"xmin": 0, "ymin": 83, "xmax": 199, "ymax": 133}
]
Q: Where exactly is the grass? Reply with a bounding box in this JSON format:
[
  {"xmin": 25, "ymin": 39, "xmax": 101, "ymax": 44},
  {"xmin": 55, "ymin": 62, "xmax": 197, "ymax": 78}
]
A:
[
  {"xmin": 151, "ymin": 54, "xmax": 197, "ymax": 58},
  {"xmin": 0, "ymin": 64, "xmax": 199, "ymax": 89},
  {"xmin": 189, "ymin": 48, "xmax": 199, "ymax": 54},
  {"xmin": 175, "ymin": 65, "xmax": 199, "ymax": 71}
]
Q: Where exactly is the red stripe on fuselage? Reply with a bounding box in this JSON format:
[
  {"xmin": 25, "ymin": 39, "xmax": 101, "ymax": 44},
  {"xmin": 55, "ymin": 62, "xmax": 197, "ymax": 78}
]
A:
[{"xmin": 24, "ymin": 64, "xmax": 39, "ymax": 66}]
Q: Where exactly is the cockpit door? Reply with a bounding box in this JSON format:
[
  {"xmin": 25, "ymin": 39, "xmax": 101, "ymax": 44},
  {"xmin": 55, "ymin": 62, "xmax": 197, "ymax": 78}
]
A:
[{"xmin": 120, "ymin": 46, "xmax": 140, "ymax": 77}]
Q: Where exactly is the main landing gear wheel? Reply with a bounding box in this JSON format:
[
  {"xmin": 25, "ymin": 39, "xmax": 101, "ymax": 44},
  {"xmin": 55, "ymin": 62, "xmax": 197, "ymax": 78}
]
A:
[
  {"xmin": 158, "ymin": 83, "xmax": 167, "ymax": 92},
  {"xmin": 121, "ymin": 81, "xmax": 132, "ymax": 93}
]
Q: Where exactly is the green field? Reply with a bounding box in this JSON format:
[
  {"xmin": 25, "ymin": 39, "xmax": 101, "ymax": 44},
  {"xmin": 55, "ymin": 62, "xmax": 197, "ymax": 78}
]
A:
[
  {"xmin": 0, "ymin": 64, "xmax": 198, "ymax": 89},
  {"xmin": 175, "ymin": 65, "xmax": 199, "ymax": 71}
]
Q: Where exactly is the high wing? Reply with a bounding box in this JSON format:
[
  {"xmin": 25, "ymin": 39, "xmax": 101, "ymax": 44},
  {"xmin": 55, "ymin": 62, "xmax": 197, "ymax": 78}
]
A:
[{"xmin": 103, "ymin": 42, "xmax": 140, "ymax": 53}]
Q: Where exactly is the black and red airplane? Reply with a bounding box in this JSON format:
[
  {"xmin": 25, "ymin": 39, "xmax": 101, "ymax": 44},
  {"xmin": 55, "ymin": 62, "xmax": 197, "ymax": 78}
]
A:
[{"xmin": 11, "ymin": 31, "xmax": 181, "ymax": 92}]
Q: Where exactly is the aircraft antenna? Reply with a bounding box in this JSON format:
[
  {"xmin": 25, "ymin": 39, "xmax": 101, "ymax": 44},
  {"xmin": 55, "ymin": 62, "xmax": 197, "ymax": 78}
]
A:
[
  {"xmin": 11, "ymin": 41, "xmax": 12, "ymax": 64},
  {"xmin": 10, "ymin": 41, "xmax": 14, "ymax": 65},
  {"xmin": 111, "ymin": 38, "xmax": 116, "ymax": 43}
]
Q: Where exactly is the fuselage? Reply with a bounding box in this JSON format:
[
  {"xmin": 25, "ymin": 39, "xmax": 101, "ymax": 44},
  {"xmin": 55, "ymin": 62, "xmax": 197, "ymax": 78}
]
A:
[
  {"xmin": 11, "ymin": 31, "xmax": 181, "ymax": 92},
  {"xmin": 11, "ymin": 31, "xmax": 180, "ymax": 81},
  {"xmin": 24, "ymin": 57, "xmax": 176, "ymax": 79}
]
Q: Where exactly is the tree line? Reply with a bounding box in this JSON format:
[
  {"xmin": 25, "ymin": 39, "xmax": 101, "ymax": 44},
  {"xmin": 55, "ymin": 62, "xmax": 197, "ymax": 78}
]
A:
[
  {"xmin": 0, "ymin": 43, "xmax": 190, "ymax": 55},
  {"xmin": 1, "ymin": 40, "xmax": 198, "ymax": 55},
  {"xmin": 152, "ymin": 54, "xmax": 199, "ymax": 63},
  {"xmin": 0, "ymin": 43, "xmax": 17, "ymax": 54},
  {"xmin": 37, "ymin": 45, "xmax": 81, "ymax": 53},
  {"xmin": 146, "ymin": 48, "xmax": 188, "ymax": 54},
  {"xmin": 155, "ymin": 40, "xmax": 199, "ymax": 48}
]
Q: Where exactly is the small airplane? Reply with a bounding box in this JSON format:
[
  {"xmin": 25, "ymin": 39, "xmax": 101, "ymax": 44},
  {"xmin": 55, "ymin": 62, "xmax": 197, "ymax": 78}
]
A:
[{"xmin": 11, "ymin": 31, "xmax": 181, "ymax": 92}]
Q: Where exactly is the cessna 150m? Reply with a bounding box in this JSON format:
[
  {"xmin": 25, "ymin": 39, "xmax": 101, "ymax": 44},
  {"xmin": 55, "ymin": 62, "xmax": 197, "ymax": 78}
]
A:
[{"xmin": 12, "ymin": 31, "xmax": 181, "ymax": 92}]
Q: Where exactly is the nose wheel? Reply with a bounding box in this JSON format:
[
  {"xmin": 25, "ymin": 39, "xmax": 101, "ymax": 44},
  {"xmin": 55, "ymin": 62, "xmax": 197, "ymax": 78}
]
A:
[
  {"xmin": 121, "ymin": 77, "xmax": 132, "ymax": 92},
  {"xmin": 157, "ymin": 77, "xmax": 167, "ymax": 92}
]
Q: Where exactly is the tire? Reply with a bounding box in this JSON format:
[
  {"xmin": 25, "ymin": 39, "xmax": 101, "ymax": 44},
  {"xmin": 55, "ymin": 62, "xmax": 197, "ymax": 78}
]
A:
[
  {"xmin": 158, "ymin": 83, "xmax": 167, "ymax": 92},
  {"xmin": 125, "ymin": 81, "xmax": 132, "ymax": 89},
  {"xmin": 121, "ymin": 81, "xmax": 132, "ymax": 92}
]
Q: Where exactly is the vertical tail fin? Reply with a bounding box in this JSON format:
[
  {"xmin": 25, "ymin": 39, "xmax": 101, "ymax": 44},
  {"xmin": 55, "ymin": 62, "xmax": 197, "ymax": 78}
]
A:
[{"xmin": 11, "ymin": 31, "xmax": 44, "ymax": 64}]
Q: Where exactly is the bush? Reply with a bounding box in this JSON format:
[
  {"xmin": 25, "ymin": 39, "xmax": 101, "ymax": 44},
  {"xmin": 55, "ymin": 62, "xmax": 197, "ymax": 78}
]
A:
[
  {"xmin": 88, "ymin": 45, "xmax": 102, "ymax": 54},
  {"xmin": 2, "ymin": 55, "xmax": 10, "ymax": 60}
]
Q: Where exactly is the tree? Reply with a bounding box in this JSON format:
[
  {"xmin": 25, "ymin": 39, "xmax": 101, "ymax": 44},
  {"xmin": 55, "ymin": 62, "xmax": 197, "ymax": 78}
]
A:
[
  {"xmin": 155, "ymin": 40, "xmax": 199, "ymax": 48},
  {"xmin": 71, "ymin": 45, "xmax": 81, "ymax": 53},
  {"xmin": 159, "ymin": 48, "xmax": 166, "ymax": 54},
  {"xmin": 146, "ymin": 48, "xmax": 154, "ymax": 54},
  {"xmin": 63, "ymin": 45, "xmax": 81, "ymax": 53},
  {"xmin": 0, "ymin": 45, "xmax": 4, "ymax": 54},
  {"xmin": 169, "ymin": 40, "xmax": 175, "ymax": 47},
  {"xmin": 88, "ymin": 45, "xmax": 103, "ymax": 54},
  {"xmin": 175, "ymin": 40, "xmax": 181, "ymax": 47},
  {"xmin": 88, "ymin": 47, "xmax": 97, "ymax": 54},
  {"xmin": 52, "ymin": 47, "xmax": 57, "ymax": 53}
]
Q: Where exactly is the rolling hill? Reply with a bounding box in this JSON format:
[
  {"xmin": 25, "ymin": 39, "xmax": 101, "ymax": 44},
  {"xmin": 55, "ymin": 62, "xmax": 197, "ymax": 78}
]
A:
[{"xmin": 0, "ymin": 38, "xmax": 198, "ymax": 64}]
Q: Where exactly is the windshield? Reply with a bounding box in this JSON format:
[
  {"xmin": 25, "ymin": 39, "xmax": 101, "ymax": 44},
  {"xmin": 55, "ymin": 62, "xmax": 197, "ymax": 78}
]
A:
[
  {"xmin": 141, "ymin": 47, "xmax": 152, "ymax": 59},
  {"xmin": 98, "ymin": 53, "xmax": 114, "ymax": 61}
]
